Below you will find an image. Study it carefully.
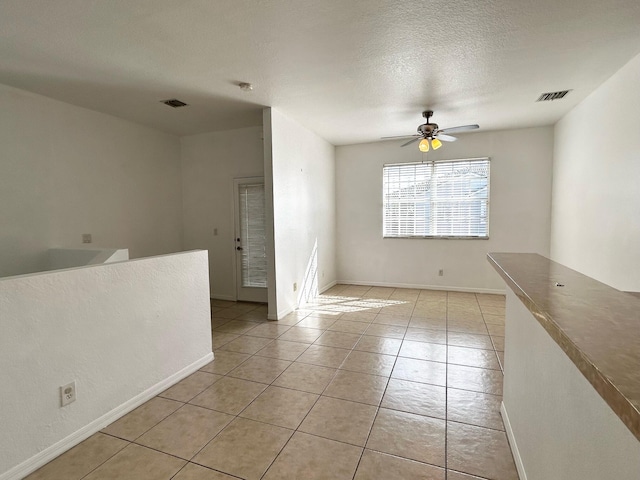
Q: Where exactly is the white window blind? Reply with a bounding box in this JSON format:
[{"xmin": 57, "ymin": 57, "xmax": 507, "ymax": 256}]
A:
[
  {"xmin": 239, "ymin": 183, "xmax": 267, "ymax": 287},
  {"xmin": 383, "ymin": 158, "xmax": 490, "ymax": 238}
]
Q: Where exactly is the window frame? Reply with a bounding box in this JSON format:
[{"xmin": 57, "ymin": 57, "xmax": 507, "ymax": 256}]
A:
[{"xmin": 382, "ymin": 157, "xmax": 491, "ymax": 240}]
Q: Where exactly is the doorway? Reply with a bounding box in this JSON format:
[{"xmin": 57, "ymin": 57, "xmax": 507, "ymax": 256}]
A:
[{"xmin": 234, "ymin": 177, "xmax": 268, "ymax": 303}]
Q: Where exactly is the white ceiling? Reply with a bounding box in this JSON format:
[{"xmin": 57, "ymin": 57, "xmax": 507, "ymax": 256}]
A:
[{"xmin": 1, "ymin": 0, "xmax": 639, "ymax": 145}]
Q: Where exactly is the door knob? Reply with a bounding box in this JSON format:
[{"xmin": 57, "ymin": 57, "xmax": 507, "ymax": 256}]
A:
[{"xmin": 236, "ymin": 246, "xmax": 243, "ymax": 251}]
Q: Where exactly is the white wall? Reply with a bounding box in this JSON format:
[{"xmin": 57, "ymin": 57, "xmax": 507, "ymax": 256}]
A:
[
  {"xmin": 263, "ymin": 111, "xmax": 279, "ymax": 316},
  {"xmin": 336, "ymin": 127, "xmax": 553, "ymax": 293},
  {"xmin": 47, "ymin": 247, "xmax": 129, "ymax": 271},
  {"xmin": 264, "ymin": 108, "xmax": 337, "ymax": 318},
  {"xmin": 0, "ymin": 251, "xmax": 212, "ymax": 480},
  {"xmin": 181, "ymin": 126, "xmax": 264, "ymax": 299},
  {"xmin": 0, "ymin": 83, "xmax": 183, "ymax": 278},
  {"xmin": 551, "ymin": 53, "xmax": 640, "ymax": 292}
]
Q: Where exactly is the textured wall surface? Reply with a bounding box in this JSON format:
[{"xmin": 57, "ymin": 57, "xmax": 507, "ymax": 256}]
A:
[
  {"xmin": 47, "ymin": 248, "xmax": 129, "ymax": 271},
  {"xmin": 181, "ymin": 126, "xmax": 265, "ymax": 299},
  {"xmin": 265, "ymin": 108, "xmax": 337, "ymax": 318},
  {"xmin": 551, "ymin": 52, "xmax": 640, "ymax": 291},
  {"xmin": 0, "ymin": 83, "xmax": 183, "ymax": 278},
  {"xmin": 0, "ymin": 251, "xmax": 212, "ymax": 479}
]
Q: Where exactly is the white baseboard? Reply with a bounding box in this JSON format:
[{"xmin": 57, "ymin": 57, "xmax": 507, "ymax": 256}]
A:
[
  {"xmin": 2, "ymin": 353, "xmax": 214, "ymax": 480},
  {"xmin": 501, "ymin": 401, "xmax": 527, "ymax": 480},
  {"xmin": 268, "ymin": 304, "xmax": 295, "ymax": 321},
  {"xmin": 337, "ymin": 279, "xmax": 506, "ymax": 295},
  {"xmin": 319, "ymin": 280, "xmax": 338, "ymax": 294},
  {"xmin": 210, "ymin": 293, "xmax": 236, "ymax": 302}
]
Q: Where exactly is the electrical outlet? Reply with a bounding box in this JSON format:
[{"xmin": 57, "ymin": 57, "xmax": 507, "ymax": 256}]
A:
[
  {"xmin": 82, "ymin": 234, "xmax": 92, "ymax": 244},
  {"xmin": 213, "ymin": 228, "xmax": 218, "ymax": 236},
  {"xmin": 293, "ymin": 282, "xmax": 297, "ymax": 292},
  {"xmin": 438, "ymin": 269, "xmax": 444, "ymax": 276},
  {"xmin": 60, "ymin": 381, "xmax": 76, "ymax": 407}
]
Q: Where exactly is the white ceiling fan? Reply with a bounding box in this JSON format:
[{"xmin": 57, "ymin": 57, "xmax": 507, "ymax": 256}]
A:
[{"xmin": 382, "ymin": 110, "xmax": 479, "ymax": 151}]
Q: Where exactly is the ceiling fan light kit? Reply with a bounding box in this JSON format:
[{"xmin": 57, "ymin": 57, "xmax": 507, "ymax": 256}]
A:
[
  {"xmin": 418, "ymin": 137, "xmax": 443, "ymax": 152},
  {"xmin": 382, "ymin": 110, "xmax": 479, "ymax": 151}
]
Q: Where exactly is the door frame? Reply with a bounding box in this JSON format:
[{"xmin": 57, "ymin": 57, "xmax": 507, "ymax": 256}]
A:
[{"xmin": 232, "ymin": 176, "xmax": 268, "ymax": 303}]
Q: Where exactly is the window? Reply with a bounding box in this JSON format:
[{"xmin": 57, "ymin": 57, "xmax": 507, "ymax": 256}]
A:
[
  {"xmin": 383, "ymin": 158, "xmax": 490, "ymax": 238},
  {"xmin": 238, "ymin": 183, "xmax": 267, "ymax": 287}
]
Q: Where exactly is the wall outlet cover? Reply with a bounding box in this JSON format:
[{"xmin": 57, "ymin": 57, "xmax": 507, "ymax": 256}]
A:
[
  {"xmin": 82, "ymin": 234, "xmax": 92, "ymax": 243},
  {"xmin": 60, "ymin": 381, "xmax": 76, "ymax": 407}
]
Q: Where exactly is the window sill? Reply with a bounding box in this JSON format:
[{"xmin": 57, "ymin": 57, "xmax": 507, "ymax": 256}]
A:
[{"xmin": 382, "ymin": 236, "xmax": 490, "ymax": 240}]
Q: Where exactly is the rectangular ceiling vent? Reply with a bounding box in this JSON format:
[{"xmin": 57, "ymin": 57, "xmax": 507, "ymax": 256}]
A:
[
  {"xmin": 161, "ymin": 98, "xmax": 188, "ymax": 108},
  {"xmin": 536, "ymin": 90, "xmax": 571, "ymax": 102}
]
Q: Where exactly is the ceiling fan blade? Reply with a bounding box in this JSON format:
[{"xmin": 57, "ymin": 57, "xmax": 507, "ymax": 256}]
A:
[
  {"xmin": 438, "ymin": 124, "xmax": 479, "ymax": 135},
  {"xmin": 437, "ymin": 133, "xmax": 457, "ymax": 142},
  {"xmin": 381, "ymin": 134, "xmax": 420, "ymax": 140},
  {"xmin": 400, "ymin": 137, "xmax": 421, "ymax": 147}
]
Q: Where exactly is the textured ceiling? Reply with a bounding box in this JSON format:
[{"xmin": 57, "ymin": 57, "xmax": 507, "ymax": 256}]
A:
[{"xmin": 1, "ymin": 0, "xmax": 639, "ymax": 144}]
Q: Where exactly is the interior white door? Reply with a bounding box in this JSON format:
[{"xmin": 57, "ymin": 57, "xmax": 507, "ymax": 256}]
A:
[{"xmin": 234, "ymin": 177, "xmax": 268, "ymax": 303}]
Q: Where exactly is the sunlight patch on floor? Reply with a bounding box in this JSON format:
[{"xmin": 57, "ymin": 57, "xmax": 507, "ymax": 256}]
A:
[{"xmin": 299, "ymin": 294, "xmax": 408, "ymax": 315}]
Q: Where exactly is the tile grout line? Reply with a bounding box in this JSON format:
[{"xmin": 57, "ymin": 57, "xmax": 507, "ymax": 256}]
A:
[
  {"xmin": 445, "ymin": 291, "xmax": 449, "ymax": 480},
  {"xmin": 173, "ymin": 308, "xmax": 303, "ymax": 480},
  {"xmin": 216, "ymin": 291, "xmax": 506, "ymax": 479},
  {"xmin": 170, "ymin": 304, "xmax": 297, "ymax": 479},
  {"xmin": 73, "ymin": 435, "xmax": 130, "ymax": 480},
  {"xmin": 348, "ymin": 286, "xmax": 404, "ymax": 480},
  {"xmin": 146, "ymin": 298, "xmax": 496, "ymax": 476},
  {"xmin": 476, "ymin": 293, "xmax": 504, "ymax": 372},
  {"xmin": 348, "ymin": 289, "xmax": 440, "ymax": 478},
  {"xmin": 78, "ymin": 441, "xmax": 192, "ymax": 479},
  {"xmin": 99, "ymin": 392, "xmax": 234, "ymax": 471},
  {"xmin": 255, "ymin": 290, "xmax": 385, "ymax": 479},
  {"xmin": 245, "ymin": 290, "xmax": 408, "ymax": 478},
  {"xmin": 253, "ymin": 287, "xmax": 419, "ymax": 478},
  {"xmin": 185, "ymin": 370, "xmax": 507, "ymax": 432},
  {"xmin": 208, "ymin": 291, "xmax": 506, "ymax": 479}
]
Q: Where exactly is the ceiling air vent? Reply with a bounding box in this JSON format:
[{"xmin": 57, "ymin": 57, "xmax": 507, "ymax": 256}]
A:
[
  {"xmin": 536, "ymin": 90, "xmax": 571, "ymax": 102},
  {"xmin": 161, "ymin": 98, "xmax": 188, "ymax": 108}
]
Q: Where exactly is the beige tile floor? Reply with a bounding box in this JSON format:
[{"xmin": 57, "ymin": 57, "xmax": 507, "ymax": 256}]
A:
[{"xmin": 27, "ymin": 285, "xmax": 518, "ymax": 480}]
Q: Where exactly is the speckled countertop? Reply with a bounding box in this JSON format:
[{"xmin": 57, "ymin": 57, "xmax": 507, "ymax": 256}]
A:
[{"xmin": 488, "ymin": 253, "xmax": 640, "ymax": 442}]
